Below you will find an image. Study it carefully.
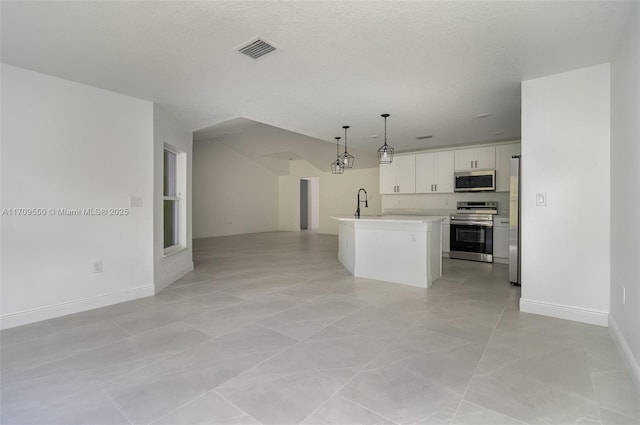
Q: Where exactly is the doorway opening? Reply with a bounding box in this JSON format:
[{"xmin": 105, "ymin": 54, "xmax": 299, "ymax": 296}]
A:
[{"xmin": 299, "ymin": 177, "xmax": 319, "ymax": 231}]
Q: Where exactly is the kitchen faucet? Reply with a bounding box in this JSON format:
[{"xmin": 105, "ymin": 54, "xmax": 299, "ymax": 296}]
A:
[{"xmin": 355, "ymin": 188, "xmax": 368, "ymax": 218}]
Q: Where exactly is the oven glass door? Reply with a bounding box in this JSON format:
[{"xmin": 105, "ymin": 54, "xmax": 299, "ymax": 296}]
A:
[{"xmin": 450, "ymin": 223, "xmax": 493, "ymax": 255}]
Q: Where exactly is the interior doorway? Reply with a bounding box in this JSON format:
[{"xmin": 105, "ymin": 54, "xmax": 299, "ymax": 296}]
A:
[{"xmin": 299, "ymin": 177, "xmax": 319, "ymax": 231}]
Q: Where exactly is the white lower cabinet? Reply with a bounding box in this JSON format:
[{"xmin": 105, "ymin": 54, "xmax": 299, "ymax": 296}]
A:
[{"xmin": 493, "ymin": 217, "xmax": 509, "ymax": 262}]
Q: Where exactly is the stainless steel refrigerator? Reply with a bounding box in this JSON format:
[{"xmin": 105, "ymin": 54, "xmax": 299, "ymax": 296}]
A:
[{"xmin": 509, "ymin": 155, "xmax": 521, "ymax": 286}]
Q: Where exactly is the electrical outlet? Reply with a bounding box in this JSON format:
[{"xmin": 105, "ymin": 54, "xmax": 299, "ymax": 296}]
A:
[
  {"xmin": 130, "ymin": 195, "xmax": 143, "ymax": 208},
  {"xmin": 93, "ymin": 260, "xmax": 103, "ymax": 273}
]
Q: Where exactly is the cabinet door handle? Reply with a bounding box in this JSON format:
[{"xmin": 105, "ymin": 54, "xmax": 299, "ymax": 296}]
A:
[
  {"xmin": 475, "ymin": 160, "xmax": 478, "ymax": 168},
  {"xmin": 470, "ymin": 160, "xmax": 473, "ymax": 168},
  {"xmin": 435, "ymin": 184, "xmax": 438, "ymax": 191}
]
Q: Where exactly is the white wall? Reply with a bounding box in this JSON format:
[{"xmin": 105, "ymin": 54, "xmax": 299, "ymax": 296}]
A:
[
  {"xmin": 279, "ymin": 160, "xmax": 382, "ymax": 235},
  {"xmin": 193, "ymin": 140, "xmax": 279, "ymax": 238},
  {"xmin": 382, "ymin": 192, "xmax": 509, "ymax": 215},
  {"xmin": 610, "ymin": 3, "xmax": 640, "ymax": 389},
  {"xmin": 0, "ymin": 64, "xmax": 155, "ymax": 328},
  {"xmin": 520, "ymin": 64, "xmax": 610, "ymax": 326},
  {"xmin": 153, "ymin": 105, "xmax": 193, "ymax": 292}
]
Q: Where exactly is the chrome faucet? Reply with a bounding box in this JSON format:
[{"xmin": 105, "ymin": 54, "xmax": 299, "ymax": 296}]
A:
[{"xmin": 355, "ymin": 188, "xmax": 368, "ymax": 218}]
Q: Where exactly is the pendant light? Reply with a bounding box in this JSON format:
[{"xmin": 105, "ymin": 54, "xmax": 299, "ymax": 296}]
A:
[
  {"xmin": 341, "ymin": 125, "xmax": 355, "ymax": 168},
  {"xmin": 330, "ymin": 136, "xmax": 344, "ymax": 174},
  {"xmin": 377, "ymin": 113, "xmax": 394, "ymax": 164}
]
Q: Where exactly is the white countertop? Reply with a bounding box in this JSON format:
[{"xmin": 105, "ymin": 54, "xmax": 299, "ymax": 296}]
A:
[
  {"xmin": 383, "ymin": 208, "xmax": 456, "ymax": 216},
  {"xmin": 332, "ymin": 215, "xmax": 445, "ymax": 223}
]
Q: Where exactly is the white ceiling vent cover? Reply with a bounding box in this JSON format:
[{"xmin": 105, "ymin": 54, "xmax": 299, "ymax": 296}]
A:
[{"xmin": 236, "ymin": 38, "xmax": 277, "ymax": 59}]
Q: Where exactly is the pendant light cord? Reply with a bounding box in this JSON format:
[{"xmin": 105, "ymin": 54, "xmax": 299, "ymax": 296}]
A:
[
  {"xmin": 384, "ymin": 116, "xmax": 388, "ymax": 146},
  {"xmin": 343, "ymin": 127, "xmax": 348, "ymax": 153}
]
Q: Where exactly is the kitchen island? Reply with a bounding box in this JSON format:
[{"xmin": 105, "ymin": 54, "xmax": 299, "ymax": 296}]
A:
[{"xmin": 333, "ymin": 216, "xmax": 443, "ymax": 288}]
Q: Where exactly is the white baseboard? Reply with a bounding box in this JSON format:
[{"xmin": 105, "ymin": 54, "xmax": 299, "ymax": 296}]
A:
[
  {"xmin": 519, "ymin": 298, "xmax": 608, "ymax": 326},
  {"xmin": 154, "ymin": 261, "xmax": 195, "ymax": 293},
  {"xmin": 0, "ymin": 285, "xmax": 155, "ymax": 330},
  {"xmin": 608, "ymin": 314, "xmax": 640, "ymax": 394}
]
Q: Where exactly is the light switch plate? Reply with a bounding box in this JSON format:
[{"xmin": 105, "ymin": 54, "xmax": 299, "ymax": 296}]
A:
[{"xmin": 536, "ymin": 193, "xmax": 547, "ymax": 206}]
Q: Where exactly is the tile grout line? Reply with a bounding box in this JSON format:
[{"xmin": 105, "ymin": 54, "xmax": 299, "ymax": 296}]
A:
[
  {"xmin": 448, "ymin": 302, "xmax": 508, "ymax": 425},
  {"xmin": 460, "ymin": 400, "xmax": 528, "ymax": 425},
  {"xmin": 98, "ymin": 335, "xmax": 217, "ymax": 387},
  {"xmin": 0, "ymin": 321, "xmax": 56, "ymax": 348},
  {"xmin": 109, "ymin": 318, "xmax": 134, "ymax": 337},
  {"xmin": 100, "ymin": 387, "xmax": 135, "ymax": 425},
  {"xmin": 331, "ymin": 395, "xmax": 401, "ymax": 425},
  {"xmin": 102, "ymin": 340, "xmax": 292, "ymax": 425},
  {"xmin": 214, "ymin": 389, "xmax": 265, "ymax": 425},
  {"xmin": 298, "ymin": 313, "xmax": 422, "ymax": 425},
  {"xmin": 582, "ymin": 329, "xmax": 605, "ymax": 425},
  {"xmin": 1, "ymin": 323, "xmax": 134, "ymax": 381}
]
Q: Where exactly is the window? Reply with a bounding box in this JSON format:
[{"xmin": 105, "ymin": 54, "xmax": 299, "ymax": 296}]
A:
[{"xmin": 163, "ymin": 145, "xmax": 186, "ymax": 254}]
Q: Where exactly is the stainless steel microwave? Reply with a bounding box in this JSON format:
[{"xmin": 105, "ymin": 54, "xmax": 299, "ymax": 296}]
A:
[{"xmin": 454, "ymin": 170, "xmax": 496, "ymax": 192}]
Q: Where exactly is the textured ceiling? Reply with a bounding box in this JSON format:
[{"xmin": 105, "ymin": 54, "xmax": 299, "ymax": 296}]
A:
[{"xmin": 1, "ymin": 1, "xmax": 634, "ymax": 153}]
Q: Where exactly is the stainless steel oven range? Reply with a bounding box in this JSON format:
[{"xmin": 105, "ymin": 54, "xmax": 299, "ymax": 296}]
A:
[{"xmin": 450, "ymin": 201, "xmax": 498, "ymax": 263}]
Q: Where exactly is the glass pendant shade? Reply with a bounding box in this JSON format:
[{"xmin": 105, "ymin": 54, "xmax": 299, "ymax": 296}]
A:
[
  {"xmin": 378, "ymin": 144, "xmax": 394, "ymax": 164},
  {"xmin": 331, "ymin": 159, "xmax": 344, "ymax": 174},
  {"xmin": 341, "ymin": 126, "xmax": 355, "ymax": 168},
  {"xmin": 377, "ymin": 113, "xmax": 395, "ymax": 164},
  {"xmin": 331, "ymin": 136, "xmax": 344, "ymax": 174}
]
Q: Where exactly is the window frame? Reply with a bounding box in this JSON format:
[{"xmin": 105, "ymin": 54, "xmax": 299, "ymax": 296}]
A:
[{"xmin": 163, "ymin": 144, "xmax": 187, "ymax": 256}]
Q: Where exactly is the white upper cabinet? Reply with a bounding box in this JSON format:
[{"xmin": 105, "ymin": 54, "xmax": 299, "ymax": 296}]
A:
[
  {"xmin": 379, "ymin": 162, "xmax": 397, "ymax": 194},
  {"xmin": 380, "ymin": 143, "xmax": 519, "ymax": 195},
  {"xmin": 495, "ymin": 143, "xmax": 521, "ymax": 192},
  {"xmin": 454, "ymin": 146, "xmax": 496, "ymax": 171},
  {"xmin": 380, "ymin": 155, "xmax": 416, "ymax": 194},
  {"xmin": 415, "ymin": 151, "xmax": 454, "ymax": 193}
]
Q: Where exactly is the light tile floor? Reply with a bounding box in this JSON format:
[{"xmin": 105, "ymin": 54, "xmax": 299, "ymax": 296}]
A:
[{"xmin": 1, "ymin": 232, "xmax": 639, "ymax": 425}]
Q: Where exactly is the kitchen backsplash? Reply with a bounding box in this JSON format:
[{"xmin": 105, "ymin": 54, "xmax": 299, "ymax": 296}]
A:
[{"xmin": 381, "ymin": 192, "xmax": 510, "ymax": 216}]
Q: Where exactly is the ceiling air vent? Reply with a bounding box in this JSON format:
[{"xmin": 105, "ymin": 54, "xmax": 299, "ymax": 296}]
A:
[{"xmin": 236, "ymin": 38, "xmax": 277, "ymax": 59}]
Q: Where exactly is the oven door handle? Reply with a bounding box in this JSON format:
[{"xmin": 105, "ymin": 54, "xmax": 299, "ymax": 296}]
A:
[{"xmin": 451, "ymin": 221, "xmax": 494, "ymax": 227}]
